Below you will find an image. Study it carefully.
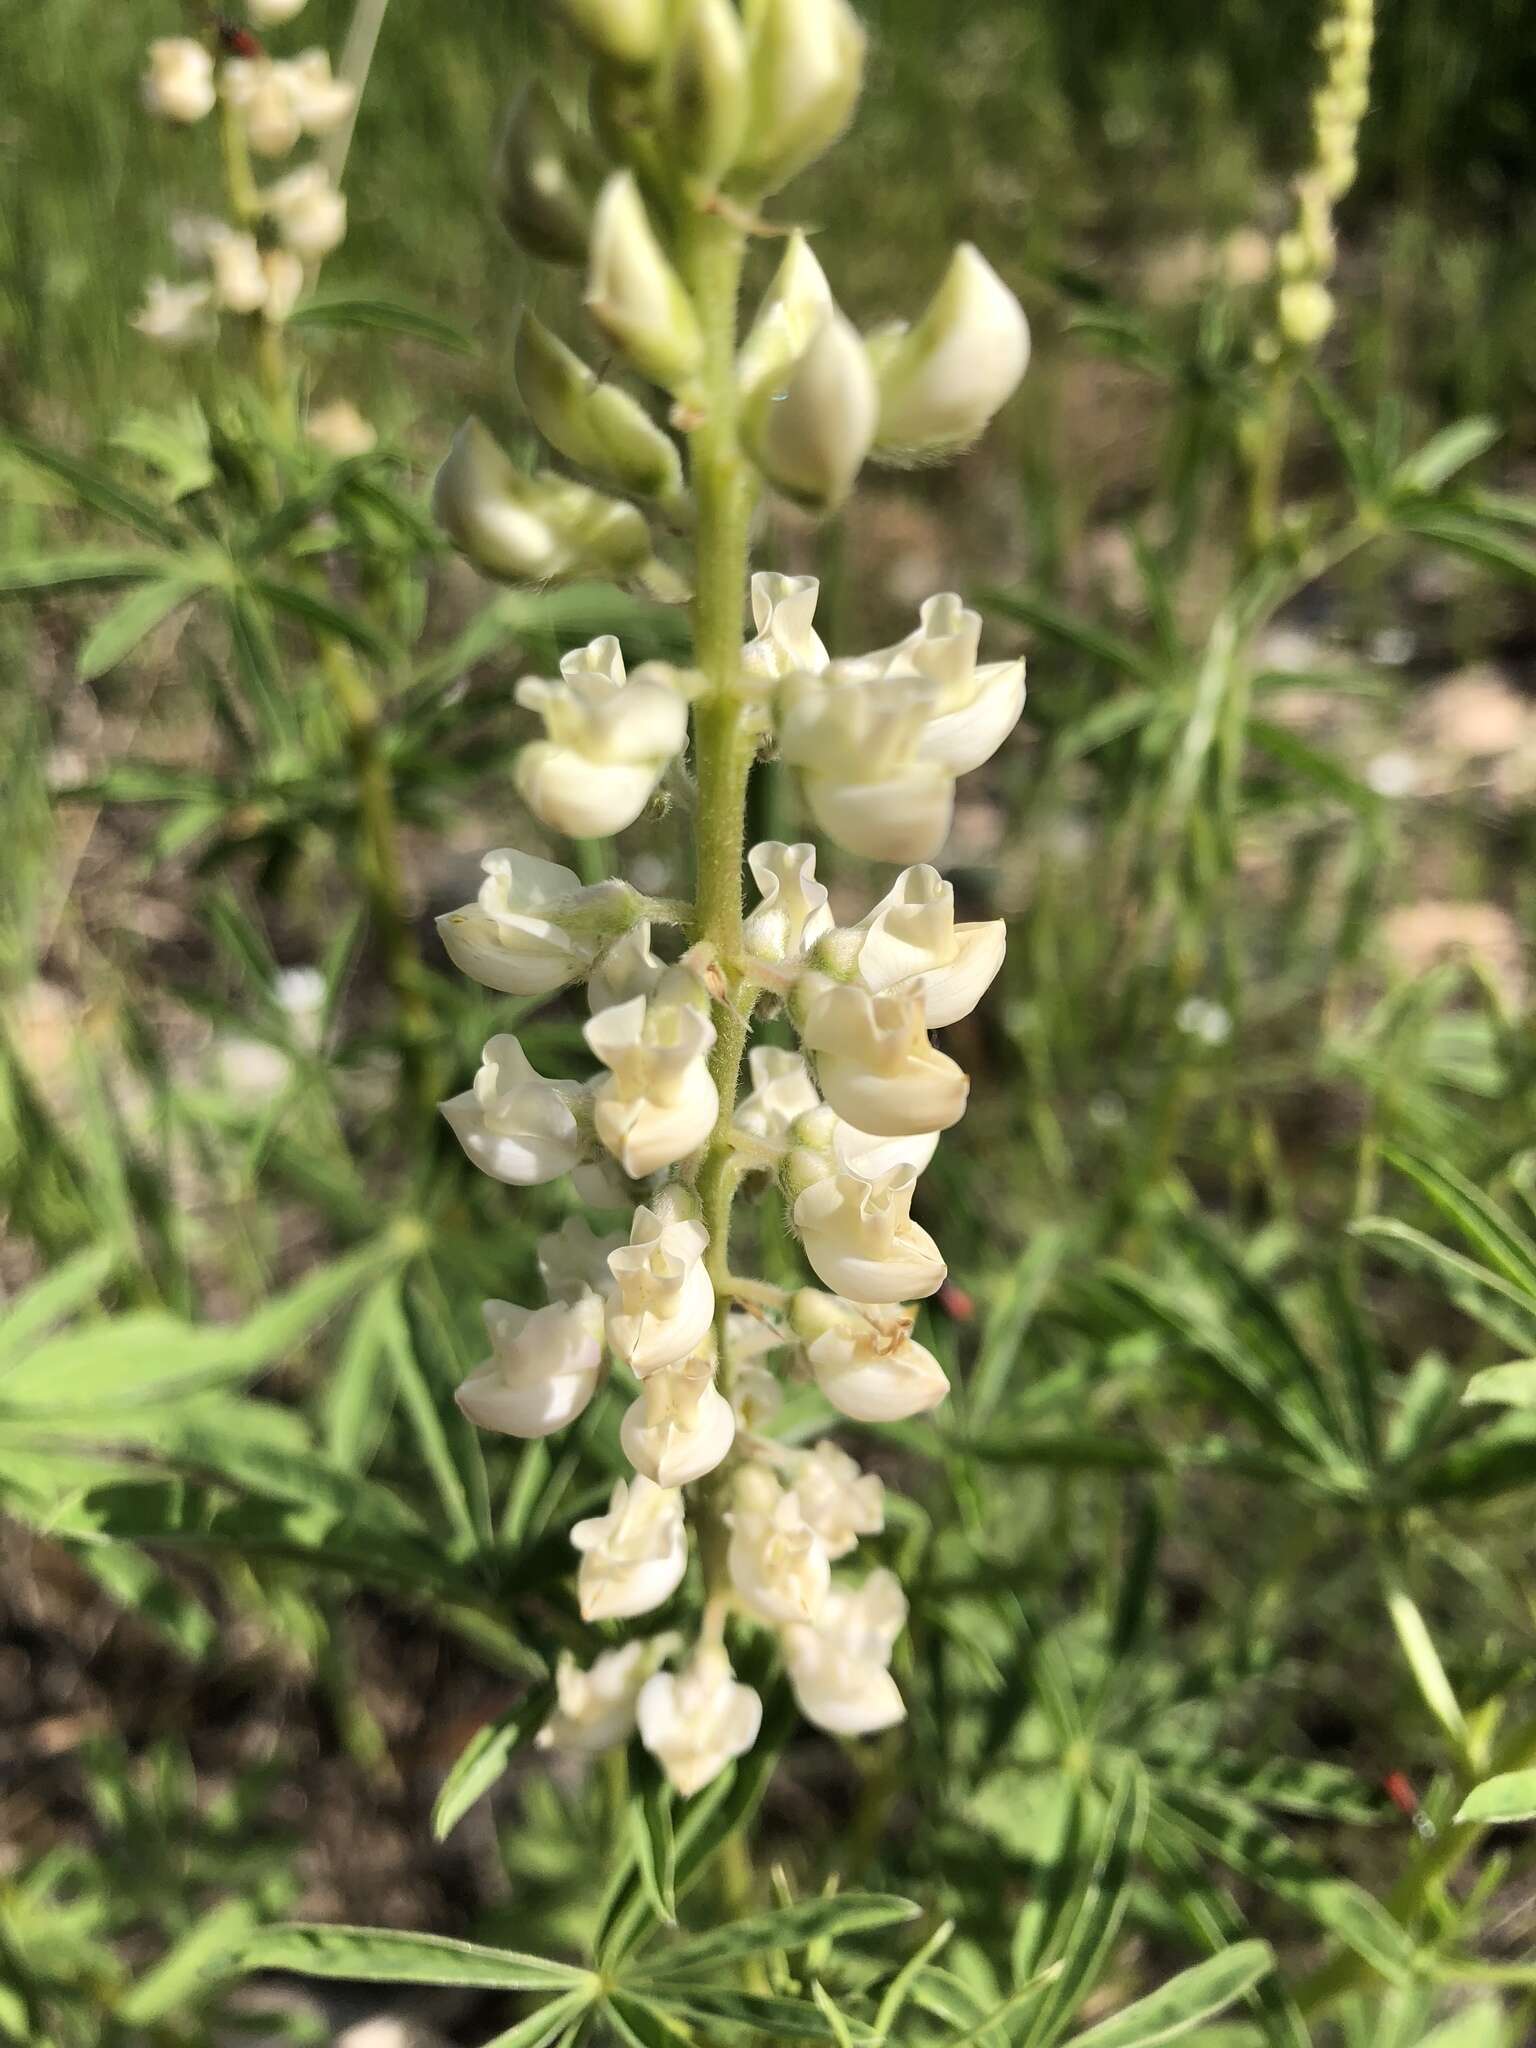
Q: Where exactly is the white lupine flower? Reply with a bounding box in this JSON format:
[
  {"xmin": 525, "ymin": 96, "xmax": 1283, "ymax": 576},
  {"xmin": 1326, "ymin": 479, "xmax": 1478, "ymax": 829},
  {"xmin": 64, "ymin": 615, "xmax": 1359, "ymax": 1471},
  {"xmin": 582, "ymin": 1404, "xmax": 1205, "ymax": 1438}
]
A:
[
  {"xmin": 437, "ymin": 849, "xmax": 624, "ymax": 998},
  {"xmin": 831, "ymin": 1116, "xmax": 940, "ymax": 1182},
  {"xmin": 828, "ymin": 863, "xmax": 1006, "ymax": 1030},
  {"xmin": 637, "ymin": 1645, "xmax": 763, "ymax": 1797},
  {"xmin": 782, "ymin": 1569, "xmax": 907, "ymax": 1735},
  {"xmin": 742, "ymin": 842, "xmax": 833, "ymax": 965},
  {"xmin": 587, "ymin": 922, "xmax": 666, "ymax": 1014},
  {"xmin": 791, "ymin": 1440, "xmax": 884, "ymax": 1558},
  {"xmin": 779, "ymin": 665, "xmax": 955, "ymax": 862},
  {"xmin": 536, "ymin": 1635, "xmax": 682, "ymax": 1754},
  {"xmin": 248, "ymin": 0, "xmax": 308, "ymax": 23},
  {"xmin": 901, "ymin": 593, "xmax": 1027, "ymax": 777},
  {"xmin": 242, "ymin": 66, "xmax": 305, "ymax": 156},
  {"xmin": 261, "ymin": 249, "xmax": 305, "ymax": 324},
  {"xmin": 872, "ymin": 245, "xmax": 1029, "ymax": 456},
  {"xmin": 620, "ymin": 1347, "xmax": 736, "ymax": 1486},
  {"xmin": 606, "ymin": 1206, "xmax": 715, "ymax": 1374},
  {"xmin": 726, "ymin": 1468, "xmax": 830, "ymax": 1625},
  {"xmin": 132, "ymin": 278, "xmax": 215, "ymax": 347},
  {"xmin": 585, "ymin": 172, "xmax": 704, "ymax": 391},
  {"xmin": 738, "ymin": 237, "xmax": 836, "ymax": 409},
  {"xmin": 571, "ymin": 1156, "xmax": 637, "ymax": 1207},
  {"xmin": 538, "ymin": 1216, "xmax": 624, "ymax": 1304},
  {"xmin": 731, "ymin": 1359, "xmax": 785, "ymax": 1431},
  {"xmin": 305, "ymin": 397, "xmax": 375, "ymax": 455},
  {"xmin": 143, "ymin": 39, "xmax": 217, "ymax": 123},
  {"xmin": 797, "ymin": 977, "xmax": 969, "ymax": 1138},
  {"xmin": 206, "ymin": 228, "xmax": 269, "ymax": 315},
  {"xmin": 440, "ymin": 1035, "xmax": 585, "ymax": 1186},
  {"xmin": 515, "ymin": 636, "xmax": 692, "ymax": 839},
  {"xmin": 262, "ymin": 163, "xmax": 347, "ymax": 257},
  {"xmin": 456, "ymin": 1294, "xmax": 606, "ymax": 1438},
  {"xmin": 790, "ymin": 1156, "xmax": 946, "ymax": 1302},
  {"xmin": 572, "ymin": 1476, "xmax": 688, "ymax": 1622},
  {"xmin": 748, "ymin": 313, "xmax": 877, "ymax": 512},
  {"xmin": 735, "ymin": 1046, "xmax": 822, "ymax": 1147},
  {"xmin": 740, "ymin": 569, "xmax": 829, "ymax": 701},
  {"xmin": 793, "ymin": 1290, "xmax": 950, "ymax": 1420},
  {"xmin": 586, "ymin": 973, "xmax": 719, "ymax": 1178},
  {"xmin": 281, "ymin": 49, "xmax": 357, "ymax": 133}
]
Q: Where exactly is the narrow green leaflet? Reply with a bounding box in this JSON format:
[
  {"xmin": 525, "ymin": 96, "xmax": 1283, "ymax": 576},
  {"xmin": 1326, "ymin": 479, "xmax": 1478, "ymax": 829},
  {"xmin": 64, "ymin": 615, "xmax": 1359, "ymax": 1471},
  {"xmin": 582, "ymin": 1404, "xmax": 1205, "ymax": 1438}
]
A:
[
  {"xmin": 1021, "ymin": 1762, "xmax": 1149, "ymax": 2048},
  {"xmin": 967, "ymin": 1226, "xmax": 1071, "ymax": 1428},
  {"xmin": 1386, "ymin": 1149, "xmax": 1536, "ymax": 1298},
  {"xmin": 0, "ymin": 1241, "xmax": 121, "ymax": 1359},
  {"xmin": 629, "ymin": 1770, "xmax": 679, "ymax": 1927},
  {"xmin": 6, "ymin": 433, "xmax": 182, "ymax": 542},
  {"xmin": 0, "ymin": 549, "xmax": 170, "ymax": 595},
  {"xmin": 117, "ymin": 1900, "xmax": 256, "ymax": 2024},
  {"xmin": 1069, "ymin": 1942, "xmax": 1275, "ymax": 2048},
  {"xmin": 1454, "ymin": 1771, "xmax": 1536, "ymax": 1825},
  {"xmin": 432, "ymin": 1685, "xmax": 553, "ymax": 1842},
  {"xmin": 656, "ymin": 1984, "xmax": 878, "ymax": 2040},
  {"xmin": 1389, "ymin": 418, "xmax": 1501, "ymax": 495},
  {"xmin": 639, "ymin": 1893, "xmax": 920, "ymax": 1979},
  {"xmin": 288, "ymin": 296, "xmax": 478, "ymax": 353},
  {"xmin": 237, "ymin": 1923, "xmax": 586, "ymax": 1990},
  {"xmin": 76, "ymin": 573, "xmax": 207, "ymax": 681},
  {"xmin": 1462, "ymin": 1362, "xmax": 1536, "ymax": 1408},
  {"xmin": 477, "ymin": 1990, "xmax": 598, "ymax": 2047}
]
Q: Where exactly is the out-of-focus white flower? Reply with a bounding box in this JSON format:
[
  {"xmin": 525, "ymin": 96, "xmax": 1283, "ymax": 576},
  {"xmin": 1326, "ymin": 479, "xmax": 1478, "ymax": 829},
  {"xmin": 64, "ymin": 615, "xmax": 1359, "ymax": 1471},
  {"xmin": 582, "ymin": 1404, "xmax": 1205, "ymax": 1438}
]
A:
[
  {"xmin": 826, "ymin": 863, "xmax": 1006, "ymax": 1030},
  {"xmin": 792, "ymin": 1290, "xmax": 949, "ymax": 1421},
  {"xmin": 747, "ymin": 312, "xmax": 877, "ymax": 513},
  {"xmin": 731, "ymin": 1358, "xmax": 785, "ymax": 1431},
  {"xmin": 738, "ymin": 236, "xmax": 835, "ymax": 411},
  {"xmin": 262, "ymin": 163, "xmax": 347, "ymax": 257},
  {"xmin": 743, "ymin": 842, "xmax": 833, "ymax": 965},
  {"xmin": 556, "ymin": 0, "xmax": 664, "ymax": 72},
  {"xmin": 587, "ymin": 922, "xmax": 666, "ymax": 1014},
  {"xmin": 457, "ymin": 1294, "xmax": 606, "ymax": 1437},
  {"xmin": 306, "ymin": 397, "xmax": 377, "ymax": 458},
  {"xmin": 434, "ymin": 422, "xmax": 651, "ymax": 587},
  {"xmin": 735, "ymin": 0, "xmax": 867, "ymax": 194},
  {"xmin": 637, "ymin": 1644, "xmax": 762, "ymax": 1796},
  {"xmin": 440, "ymin": 1035, "xmax": 585, "ymax": 1186},
  {"xmin": 132, "ymin": 278, "xmax": 215, "ymax": 347},
  {"xmin": 790, "ymin": 1157, "xmax": 945, "ymax": 1302},
  {"xmin": 538, "ymin": 1216, "xmax": 624, "ymax": 1304},
  {"xmin": 261, "ymin": 249, "xmax": 305, "ymax": 323},
  {"xmin": 790, "ymin": 1440, "xmax": 884, "ymax": 1557},
  {"xmin": 515, "ymin": 635, "xmax": 693, "ymax": 838},
  {"xmin": 437, "ymin": 849, "xmax": 626, "ymax": 998},
  {"xmin": 1175, "ymin": 996, "xmax": 1233, "ymax": 1048},
  {"xmin": 536, "ymin": 1634, "xmax": 682, "ymax": 1754},
  {"xmin": 735, "ymin": 1046, "xmax": 821, "ymax": 1148},
  {"xmin": 572, "ymin": 1476, "xmax": 688, "ymax": 1622},
  {"xmin": 621, "ymin": 1347, "xmax": 736, "ymax": 1486},
  {"xmin": 606, "ymin": 1206, "xmax": 715, "ymax": 1374},
  {"xmin": 143, "ymin": 39, "xmax": 217, "ymax": 123},
  {"xmin": 586, "ymin": 973, "xmax": 718, "ymax": 1178},
  {"xmin": 797, "ymin": 977, "xmax": 969, "ymax": 1138},
  {"xmin": 206, "ymin": 228, "xmax": 269, "ymax": 314},
  {"xmin": 281, "ymin": 49, "xmax": 357, "ymax": 133},
  {"xmin": 740, "ymin": 568, "xmax": 829, "ymax": 697},
  {"xmin": 586, "ymin": 172, "xmax": 704, "ymax": 391},
  {"xmin": 243, "ymin": 66, "xmax": 305, "ymax": 155},
  {"xmin": 248, "ymin": 0, "xmax": 309, "ymax": 24},
  {"xmin": 274, "ymin": 964, "xmax": 326, "ymax": 1050},
  {"xmin": 782, "ymin": 1569, "xmax": 907, "ymax": 1735},
  {"xmin": 727, "ymin": 1467, "xmax": 829, "ymax": 1624},
  {"xmin": 871, "ymin": 245, "xmax": 1029, "ymax": 456}
]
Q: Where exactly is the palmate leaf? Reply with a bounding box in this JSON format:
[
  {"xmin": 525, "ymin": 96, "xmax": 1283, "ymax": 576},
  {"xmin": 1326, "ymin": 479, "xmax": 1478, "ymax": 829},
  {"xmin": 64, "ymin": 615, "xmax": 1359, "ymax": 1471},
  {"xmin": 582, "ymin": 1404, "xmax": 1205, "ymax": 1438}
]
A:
[{"xmin": 1069, "ymin": 1940, "xmax": 1275, "ymax": 2047}]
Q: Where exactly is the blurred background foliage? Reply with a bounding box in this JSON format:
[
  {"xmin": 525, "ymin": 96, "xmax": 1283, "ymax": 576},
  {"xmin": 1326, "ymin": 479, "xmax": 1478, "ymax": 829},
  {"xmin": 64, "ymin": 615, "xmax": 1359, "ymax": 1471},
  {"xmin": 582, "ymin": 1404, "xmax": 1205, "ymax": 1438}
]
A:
[{"xmin": 4, "ymin": 0, "xmax": 1536, "ymax": 2044}]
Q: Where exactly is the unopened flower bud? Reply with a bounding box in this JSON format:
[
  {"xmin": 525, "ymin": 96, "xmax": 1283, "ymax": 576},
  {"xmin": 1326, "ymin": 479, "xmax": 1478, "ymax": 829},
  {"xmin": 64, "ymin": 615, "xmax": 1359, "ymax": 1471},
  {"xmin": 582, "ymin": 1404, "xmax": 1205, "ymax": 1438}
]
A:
[
  {"xmin": 662, "ymin": 0, "xmax": 749, "ymax": 188},
  {"xmin": 873, "ymin": 245, "xmax": 1029, "ymax": 457},
  {"xmin": 493, "ymin": 84, "xmax": 605, "ymax": 268},
  {"xmin": 747, "ymin": 312, "xmax": 876, "ymax": 512},
  {"xmin": 586, "ymin": 173, "xmax": 704, "ymax": 391},
  {"xmin": 441, "ymin": 1035, "xmax": 586, "ymax": 1186},
  {"xmin": 457, "ymin": 1294, "xmax": 606, "ymax": 1437},
  {"xmin": 1278, "ymin": 279, "xmax": 1335, "ymax": 348},
  {"xmin": 143, "ymin": 39, "xmax": 217, "ymax": 124},
  {"xmin": 515, "ymin": 314, "xmax": 683, "ymax": 502},
  {"xmin": 638, "ymin": 1645, "xmax": 762, "ymax": 1796},
  {"xmin": 572, "ymin": 1476, "xmax": 687, "ymax": 1621},
  {"xmin": 735, "ymin": 0, "xmax": 867, "ymax": 194},
  {"xmin": 434, "ymin": 420, "xmax": 652, "ymax": 586},
  {"xmin": 738, "ymin": 232, "xmax": 835, "ymax": 401},
  {"xmin": 556, "ymin": 0, "xmax": 665, "ymax": 72}
]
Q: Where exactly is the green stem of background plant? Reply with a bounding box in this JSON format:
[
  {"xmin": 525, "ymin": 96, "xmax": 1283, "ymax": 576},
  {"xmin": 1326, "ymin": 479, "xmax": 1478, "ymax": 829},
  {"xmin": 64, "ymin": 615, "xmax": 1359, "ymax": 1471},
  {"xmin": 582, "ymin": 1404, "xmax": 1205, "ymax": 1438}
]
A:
[{"xmin": 678, "ymin": 202, "xmax": 760, "ymax": 1657}]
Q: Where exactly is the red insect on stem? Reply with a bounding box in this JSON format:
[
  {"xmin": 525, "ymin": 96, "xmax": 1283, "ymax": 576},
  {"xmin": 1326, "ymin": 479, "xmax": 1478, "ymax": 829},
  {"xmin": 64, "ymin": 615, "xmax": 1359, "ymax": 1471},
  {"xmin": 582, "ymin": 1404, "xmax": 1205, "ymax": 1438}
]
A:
[
  {"xmin": 215, "ymin": 17, "xmax": 263, "ymax": 57},
  {"xmin": 1383, "ymin": 1770, "xmax": 1437, "ymax": 1842}
]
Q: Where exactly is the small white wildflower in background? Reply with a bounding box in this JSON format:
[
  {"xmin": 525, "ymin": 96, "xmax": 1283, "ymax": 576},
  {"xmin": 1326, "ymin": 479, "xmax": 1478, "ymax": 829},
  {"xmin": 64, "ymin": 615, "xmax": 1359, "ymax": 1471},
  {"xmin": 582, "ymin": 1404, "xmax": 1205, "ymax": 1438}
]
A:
[
  {"xmin": 306, "ymin": 399, "xmax": 377, "ymax": 459},
  {"xmin": 1365, "ymin": 750, "xmax": 1419, "ymax": 799},
  {"xmin": 132, "ymin": 278, "xmax": 215, "ymax": 347},
  {"xmin": 1175, "ymin": 997, "xmax": 1234, "ymax": 1048}
]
